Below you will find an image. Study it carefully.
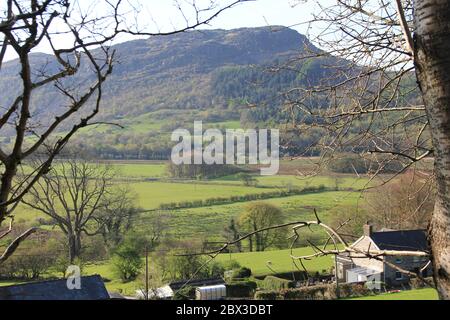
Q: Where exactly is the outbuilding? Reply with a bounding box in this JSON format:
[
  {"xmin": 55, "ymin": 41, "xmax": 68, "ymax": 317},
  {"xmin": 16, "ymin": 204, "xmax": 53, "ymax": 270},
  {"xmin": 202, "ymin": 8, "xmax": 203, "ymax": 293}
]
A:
[{"xmin": 195, "ymin": 284, "xmax": 226, "ymax": 300}]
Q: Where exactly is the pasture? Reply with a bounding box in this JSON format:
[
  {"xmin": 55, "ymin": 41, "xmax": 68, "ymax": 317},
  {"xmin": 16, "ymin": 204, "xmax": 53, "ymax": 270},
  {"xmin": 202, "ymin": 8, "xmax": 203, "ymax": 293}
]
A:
[
  {"xmin": 348, "ymin": 288, "xmax": 438, "ymax": 300},
  {"xmin": 216, "ymin": 247, "xmax": 334, "ymax": 276},
  {"xmin": 12, "ymin": 161, "xmax": 367, "ymax": 230},
  {"xmin": 151, "ymin": 190, "xmax": 361, "ymax": 239},
  {"xmin": 129, "ymin": 181, "xmax": 279, "ymax": 210}
]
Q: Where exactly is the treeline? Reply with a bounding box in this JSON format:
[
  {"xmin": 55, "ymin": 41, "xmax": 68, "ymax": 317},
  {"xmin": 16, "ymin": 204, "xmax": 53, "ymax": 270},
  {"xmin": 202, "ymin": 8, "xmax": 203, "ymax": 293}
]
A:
[
  {"xmin": 211, "ymin": 58, "xmax": 332, "ymax": 119},
  {"xmin": 166, "ymin": 162, "xmax": 243, "ymax": 179},
  {"xmin": 328, "ymin": 153, "xmax": 406, "ymax": 174},
  {"xmin": 158, "ymin": 185, "xmax": 327, "ymax": 210}
]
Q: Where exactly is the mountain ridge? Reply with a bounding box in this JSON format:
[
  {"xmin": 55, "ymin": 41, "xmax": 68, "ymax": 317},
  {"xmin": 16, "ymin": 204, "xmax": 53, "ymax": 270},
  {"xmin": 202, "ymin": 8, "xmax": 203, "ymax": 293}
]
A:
[
  {"xmin": 0, "ymin": 26, "xmax": 317, "ymax": 119},
  {"xmin": 0, "ymin": 26, "xmax": 332, "ymax": 158}
]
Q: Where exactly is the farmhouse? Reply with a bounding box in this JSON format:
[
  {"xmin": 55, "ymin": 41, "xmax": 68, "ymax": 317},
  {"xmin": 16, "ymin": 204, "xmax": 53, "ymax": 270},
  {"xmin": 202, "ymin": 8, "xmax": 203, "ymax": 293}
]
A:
[{"xmin": 336, "ymin": 225, "xmax": 431, "ymax": 290}]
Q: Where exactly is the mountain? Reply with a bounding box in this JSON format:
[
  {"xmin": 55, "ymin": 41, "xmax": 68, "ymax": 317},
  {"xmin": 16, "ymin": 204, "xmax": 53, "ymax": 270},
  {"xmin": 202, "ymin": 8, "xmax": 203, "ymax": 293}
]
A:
[{"xmin": 0, "ymin": 26, "xmax": 335, "ymax": 158}]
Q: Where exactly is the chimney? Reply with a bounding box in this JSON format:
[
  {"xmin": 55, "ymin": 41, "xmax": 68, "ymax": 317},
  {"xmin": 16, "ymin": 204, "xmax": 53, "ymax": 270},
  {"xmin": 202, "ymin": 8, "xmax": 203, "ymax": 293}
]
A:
[{"xmin": 363, "ymin": 223, "xmax": 373, "ymax": 237}]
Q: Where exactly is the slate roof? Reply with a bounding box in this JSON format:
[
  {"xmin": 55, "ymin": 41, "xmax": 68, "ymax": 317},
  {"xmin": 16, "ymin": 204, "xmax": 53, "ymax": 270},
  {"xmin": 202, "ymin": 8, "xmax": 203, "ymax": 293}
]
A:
[
  {"xmin": 0, "ymin": 275, "xmax": 109, "ymax": 300},
  {"xmin": 370, "ymin": 229, "xmax": 428, "ymax": 251}
]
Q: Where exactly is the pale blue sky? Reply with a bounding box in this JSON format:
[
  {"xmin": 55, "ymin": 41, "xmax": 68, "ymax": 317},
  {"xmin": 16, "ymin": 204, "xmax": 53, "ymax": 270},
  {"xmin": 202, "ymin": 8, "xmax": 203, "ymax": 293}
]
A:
[{"xmin": 3, "ymin": 0, "xmax": 332, "ymax": 61}]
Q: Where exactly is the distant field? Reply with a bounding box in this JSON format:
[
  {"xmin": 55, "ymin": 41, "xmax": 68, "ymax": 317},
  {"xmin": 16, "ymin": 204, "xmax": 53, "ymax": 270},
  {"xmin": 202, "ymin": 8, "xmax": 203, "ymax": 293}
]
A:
[
  {"xmin": 143, "ymin": 190, "xmax": 361, "ymax": 239},
  {"xmin": 216, "ymin": 247, "xmax": 335, "ymax": 276},
  {"xmin": 12, "ymin": 177, "xmax": 361, "ymax": 228},
  {"xmin": 129, "ymin": 181, "xmax": 279, "ymax": 210},
  {"xmin": 11, "ymin": 161, "xmax": 365, "ymax": 231},
  {"xmin": 215, "ymin": 174, "xmax": 370, "ymax": 190},
  {"xmin": 349, "ymin": 288, "xmax": 438, "ymax": 300},
  {"xmin": 112, "ymin": 162, "xmax": 167, "ymax": 178}
]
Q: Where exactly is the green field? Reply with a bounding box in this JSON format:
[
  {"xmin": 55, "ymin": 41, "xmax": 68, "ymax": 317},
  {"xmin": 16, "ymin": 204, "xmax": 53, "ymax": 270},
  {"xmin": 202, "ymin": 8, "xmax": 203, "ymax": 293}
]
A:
[
  {"xmin": 130, "ymin": 181, "xmax": 279, "ymax": 210},
  {"xmin": 349, "ymin": 288, "xmax": 438, "ymax": 300},
  {"xmin": 215, "ymin": 174, "xmax": 370, "ymax": 190},
  {"xmin": 217, "ymin": 247, "xmax": 334, "ymax": 276},
  {"xmin": 151, "ymin": 190, "xmax": 360, "ymax": 238},
  {"xmin": 112, "ymin": 162, "xmax": 167, "ymax": 178}
]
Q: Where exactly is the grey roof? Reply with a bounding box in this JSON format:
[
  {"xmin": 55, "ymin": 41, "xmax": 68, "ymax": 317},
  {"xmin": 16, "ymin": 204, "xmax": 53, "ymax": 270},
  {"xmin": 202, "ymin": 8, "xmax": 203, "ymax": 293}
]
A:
[
  {"xmin": 0, "ymin": 275, "xmax": 109, "ymax": 300},
  {"xmin": 370, "ymin": 229, "xmax": 428, "ymax": 251}
]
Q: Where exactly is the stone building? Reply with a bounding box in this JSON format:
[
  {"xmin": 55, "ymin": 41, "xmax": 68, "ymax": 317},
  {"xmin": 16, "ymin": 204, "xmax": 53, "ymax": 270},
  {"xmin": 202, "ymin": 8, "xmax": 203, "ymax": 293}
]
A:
[{"xmin": 336, "ymin": 225, "xmax": 431, "ymax": 290}]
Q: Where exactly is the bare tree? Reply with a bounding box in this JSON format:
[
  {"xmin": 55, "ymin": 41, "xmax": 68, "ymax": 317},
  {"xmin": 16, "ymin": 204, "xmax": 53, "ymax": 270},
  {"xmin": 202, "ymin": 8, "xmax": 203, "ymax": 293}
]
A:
[
  {"xmin": 144, "ymin": 211, "xmax": 170, "ymax": 250},
  {"xmin": 95, "ymin": 190, "xmax": 139, "ymax": 248},
  {"xmin": 364, "ymin": 171, "xmax": 434, "ymax": 230},
  {"xmin": 22, "ymin": 157, "xmax": 135, "ymax": 262},
  {"xmin": 0, "ymin": 0, "xmax": 244, "ymax": 263}
]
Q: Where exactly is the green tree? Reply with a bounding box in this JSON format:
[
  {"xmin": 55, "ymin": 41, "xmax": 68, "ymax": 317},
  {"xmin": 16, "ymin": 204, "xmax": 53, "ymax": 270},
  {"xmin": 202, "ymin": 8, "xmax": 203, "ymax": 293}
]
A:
[
  {"xmin": 164, "ymin": 250, "xmax": 210, "ymax": 281},
  {"xmin": 112, "ymin": 243, "xmax": 143, "ymax": 282},
  {"xmin": 238, "ymin": 202, "xmax": 284, "ymax": 252}
]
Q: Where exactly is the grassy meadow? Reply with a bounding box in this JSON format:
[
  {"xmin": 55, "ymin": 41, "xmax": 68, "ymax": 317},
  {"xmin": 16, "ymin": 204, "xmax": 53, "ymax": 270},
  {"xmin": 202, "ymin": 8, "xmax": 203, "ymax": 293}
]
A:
[
  {"xmin": 1, "ymin": 159, "xmax": 390, "ymax": 298},
  {"xmin": 216, "ymin": 247, "xmax": 335, "ymax": 276}
]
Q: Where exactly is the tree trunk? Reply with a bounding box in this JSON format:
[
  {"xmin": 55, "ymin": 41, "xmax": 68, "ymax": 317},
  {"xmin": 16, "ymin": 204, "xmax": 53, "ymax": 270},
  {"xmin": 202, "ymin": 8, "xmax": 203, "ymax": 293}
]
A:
[
  {"xmin": 256, "ymin": 233, "xmax": 262, "ymax": 252},
  {"xmin": 68, "ymin": 233, "xmax": 82, "ymax": 264},
  {"xmin": 414, "ymin": 0, "xmax": 450, "ymax": 299}
]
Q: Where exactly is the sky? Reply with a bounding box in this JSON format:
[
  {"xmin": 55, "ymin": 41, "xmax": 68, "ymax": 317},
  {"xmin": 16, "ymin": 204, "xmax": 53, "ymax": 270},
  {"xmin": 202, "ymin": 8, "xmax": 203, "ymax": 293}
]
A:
[{"xmin": 2, "ymin": 0, "xmax": 333, "ymax": 61}]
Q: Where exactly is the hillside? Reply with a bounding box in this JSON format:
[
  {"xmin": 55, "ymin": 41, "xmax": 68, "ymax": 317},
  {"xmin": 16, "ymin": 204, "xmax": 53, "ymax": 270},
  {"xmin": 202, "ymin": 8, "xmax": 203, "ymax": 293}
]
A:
[{"xmin": 0, "ymin": 26, "xmax": 336, "ymax": 158}]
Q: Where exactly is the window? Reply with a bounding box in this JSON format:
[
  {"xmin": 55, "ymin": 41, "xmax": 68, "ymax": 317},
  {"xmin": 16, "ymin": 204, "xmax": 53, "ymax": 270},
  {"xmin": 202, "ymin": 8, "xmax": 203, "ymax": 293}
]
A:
[
  {"xmin": 395, "ymin": 257, "xmax": 403, "ymax": 264},
  {"xmin": 413, "ymin": 256, "xmax": 420, "ymax": 263},
  {"xmin": 395, "ymin": 271, "xmax": 403, "ymax": 280}
]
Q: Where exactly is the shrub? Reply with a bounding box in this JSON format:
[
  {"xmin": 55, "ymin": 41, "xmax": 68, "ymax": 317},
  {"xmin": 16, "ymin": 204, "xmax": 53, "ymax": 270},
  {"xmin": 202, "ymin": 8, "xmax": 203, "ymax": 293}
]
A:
[
  {"xmin": 221, "ymin": 260, "xmax": 241, "ymax": 271},
  {"xmin": 112, "ymin": 244, "xmax": 143, "ymax": 282},
  {"xmin": 410, "ymin": 277, "xmax": 434, "ymax": 289},
  {"xmin": 232, "ymin": 267, "xmax": 252, "ymax": 279},
  {"xmin": 254, "ymin": 290, "xmax": 281, "ymax": 300},
  {"xmin": 0, "ymin": 246, "xmax": 55, "ymax": 280},
  {"xmin": 237, "ymin": 172, "xmax": 258, "ymax": 187},
  {"xmin": 254, "ymin": 283, "xmax": 372, "ymax": 300},
  {"xmin": 209, "ymin": 261, "xmax": 226, "ymax": 278},
  {"xmin": 336, "ymin": 283, "xmax": 371, "ymax": 298},
  {"xmin": 282, "ymin": 285, "xmax": 329, "ymax": 300},
  {"xmin": 226, "ymin": 280, "xmax": 257, "ymax": 297},
  {"xmin": 157, "ymin": 187, "xmax": 328, "ymax": 210},
  {"xmin": 164, "ymin": 252, "xmax": 211, "ymax": 281},
  {"xmin": 173, "ymin": 286, "xmax": 196, "ymax": 300},
  {"xmin": 254, "ymin": 271, "xmax": 307, "ymax": 281},
  {"xmin": 261, "ymin": 276, "xmax": 295, "ymax": 290}
]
